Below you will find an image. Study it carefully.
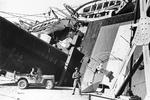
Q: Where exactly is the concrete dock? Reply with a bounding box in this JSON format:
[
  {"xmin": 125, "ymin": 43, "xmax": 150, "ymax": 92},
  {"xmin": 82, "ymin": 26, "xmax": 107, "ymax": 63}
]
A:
[{"xmin": 0, "ymin": 76, "xmax": 89, "ymax": 100}]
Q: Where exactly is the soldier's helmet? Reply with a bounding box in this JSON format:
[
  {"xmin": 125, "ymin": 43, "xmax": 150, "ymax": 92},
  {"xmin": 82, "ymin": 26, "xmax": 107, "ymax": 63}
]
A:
[{"xmin": 75, "ymin": 67, "xmax": 78, "ymax": 70}]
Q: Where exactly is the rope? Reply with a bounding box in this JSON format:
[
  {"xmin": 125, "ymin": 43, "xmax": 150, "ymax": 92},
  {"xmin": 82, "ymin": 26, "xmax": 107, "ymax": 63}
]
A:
[
  {"xmin": 0, "ymin": 10, "xmax": 47, "ymax": 18},
  {"xmin": 133, "ymin": 81, "xmax": 145, "ymax": 87},
  {"xmin": 0, "ymin": 10, "xmax": 50, "ymax": 22}
]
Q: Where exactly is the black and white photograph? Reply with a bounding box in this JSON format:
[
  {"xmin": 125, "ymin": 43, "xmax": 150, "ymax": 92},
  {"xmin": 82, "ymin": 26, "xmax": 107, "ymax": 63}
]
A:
[{"xmin": 0, "ymin": 0, "xmax": 149, "ymax": 100}]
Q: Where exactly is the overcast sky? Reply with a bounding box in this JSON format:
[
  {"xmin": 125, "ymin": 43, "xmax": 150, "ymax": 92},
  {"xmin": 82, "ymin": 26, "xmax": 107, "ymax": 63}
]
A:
[{"xmin": 0, "ymin": 0, "xmax": 91, "ymax": 21}]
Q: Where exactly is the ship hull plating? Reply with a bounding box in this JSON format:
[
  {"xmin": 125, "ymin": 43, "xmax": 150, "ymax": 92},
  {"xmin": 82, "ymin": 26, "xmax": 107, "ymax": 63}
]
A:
[{"xmin": 0, "ymin": 17, "xmax": 68, "ymax": 84}]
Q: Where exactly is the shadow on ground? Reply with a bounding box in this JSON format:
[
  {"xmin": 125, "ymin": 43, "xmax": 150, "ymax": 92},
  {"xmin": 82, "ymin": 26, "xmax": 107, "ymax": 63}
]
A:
[
  {"xmin": 0, "ymin": 83, "xmax": 17, "ymax": 86},
  {"xmin": 23, "ymin": 86, "xmax": 73, "ymax": 90},
  {"xmin": 53, "ymin": 86, "xmax": 73, "ymax": 90}
]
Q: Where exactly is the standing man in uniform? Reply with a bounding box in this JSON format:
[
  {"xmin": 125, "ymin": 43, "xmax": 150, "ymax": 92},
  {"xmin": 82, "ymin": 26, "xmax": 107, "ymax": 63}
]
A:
[{"xmin": 72, "ymin": 67, "xmax": 82, "ymax": 95}]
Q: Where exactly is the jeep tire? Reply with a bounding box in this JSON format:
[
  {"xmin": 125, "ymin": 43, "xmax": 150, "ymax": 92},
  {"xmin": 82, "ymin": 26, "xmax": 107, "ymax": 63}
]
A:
[
  {"xmin": 45, "ymin": 80, "xmax": 54, "ymax": 89},
  {"xmin": 18, "ymin": 79, "xmax": 28, "ymax": 89}
]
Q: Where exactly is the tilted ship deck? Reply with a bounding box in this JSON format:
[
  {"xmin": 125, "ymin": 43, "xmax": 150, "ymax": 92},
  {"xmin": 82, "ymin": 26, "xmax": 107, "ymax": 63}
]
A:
[{"xmin": 0, "ymin": 16, "xmax": 83, "ymax": 86}]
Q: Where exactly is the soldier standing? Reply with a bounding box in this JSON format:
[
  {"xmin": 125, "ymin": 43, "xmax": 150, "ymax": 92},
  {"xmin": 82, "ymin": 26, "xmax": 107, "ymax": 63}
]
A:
[{"xmin": 72, "ymin": 67, "xmax": 81, "ymax": 95}]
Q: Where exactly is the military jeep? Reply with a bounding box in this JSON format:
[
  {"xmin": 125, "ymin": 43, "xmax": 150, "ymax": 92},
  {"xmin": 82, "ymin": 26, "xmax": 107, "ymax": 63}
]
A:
[{"xmin": 15, "ymin": 74, "xmax": 55, "ymax": 89}]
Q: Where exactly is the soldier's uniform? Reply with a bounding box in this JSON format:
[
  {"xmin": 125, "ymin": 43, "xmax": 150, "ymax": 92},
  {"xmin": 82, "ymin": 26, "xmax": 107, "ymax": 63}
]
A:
[{"xmin": 72, "ymin": 67, "xmax": 81, "ymax": 95}]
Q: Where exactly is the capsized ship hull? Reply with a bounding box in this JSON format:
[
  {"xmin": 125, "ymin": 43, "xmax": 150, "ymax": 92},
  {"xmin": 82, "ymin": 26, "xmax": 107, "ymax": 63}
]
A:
[{"xmin": 0, "ymin": 17, "xmax": 68, "ymax": 84}]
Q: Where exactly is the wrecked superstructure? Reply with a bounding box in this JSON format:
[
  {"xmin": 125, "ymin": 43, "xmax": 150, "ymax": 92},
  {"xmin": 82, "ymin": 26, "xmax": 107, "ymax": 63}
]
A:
[{"xmin": 79, "ymin": 0, "xmax": 150, "ymax": 100}]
